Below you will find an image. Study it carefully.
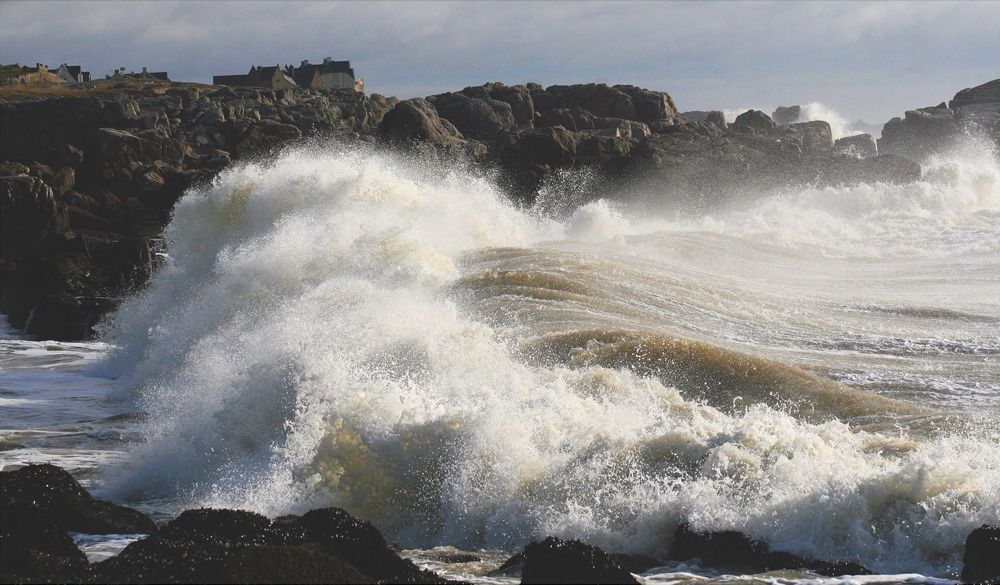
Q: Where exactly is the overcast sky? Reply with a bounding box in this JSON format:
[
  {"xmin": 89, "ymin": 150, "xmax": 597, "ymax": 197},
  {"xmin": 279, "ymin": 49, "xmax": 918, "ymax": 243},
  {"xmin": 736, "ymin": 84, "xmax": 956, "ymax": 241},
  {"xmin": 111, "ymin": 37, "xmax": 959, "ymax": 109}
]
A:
[{"xmin": 1, "ymin": 0, "xmax": 997, "ymax": 123}]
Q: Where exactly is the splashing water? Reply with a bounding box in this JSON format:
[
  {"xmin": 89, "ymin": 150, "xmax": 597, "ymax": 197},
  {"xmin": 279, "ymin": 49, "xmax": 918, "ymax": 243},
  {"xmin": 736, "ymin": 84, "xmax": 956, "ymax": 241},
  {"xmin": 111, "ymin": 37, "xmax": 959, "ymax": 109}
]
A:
[{"xmin": 94, "ymin": 139, "xmax": 1000, "ymax": 578}]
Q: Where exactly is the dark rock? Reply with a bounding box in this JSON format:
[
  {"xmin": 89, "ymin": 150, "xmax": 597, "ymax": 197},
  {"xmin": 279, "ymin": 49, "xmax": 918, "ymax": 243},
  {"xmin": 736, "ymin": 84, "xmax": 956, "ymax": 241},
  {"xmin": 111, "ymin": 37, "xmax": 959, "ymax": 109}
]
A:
[
  {"xmin": 950, "ymin": 79, "xmax": 1000, "ymax": 110},
  {"xmin": 878, "ymin": 106, "xmax": 959, "ymax": 161},
  {"xmin": 93, "ymin": 507, "xmax": 450, "ymax": 584},
  {"xmin": 0, "ymin": 464, "xmax": 157, "ymax": 535},
  {"xmin": 772, "ymin": 105, "xmax": 802, "ymax": 125},
  {"xmin": 536, "ymin": 84, "xmax": 678, "ymax": 125},
  {"xmin": 834, "ymin": 133, "xmax": 877, "ymax": 158},
  {"xmin": 733, "ymin": 109, "xmax": 776, "ymax": 135},
  {"xmin": 668, "ymin": 524, "xmax": 871, "ymax": 577},
  {"xmin": 428, "ymin": 92, "xmax": 517, "ymax": 143},
  {"xmin": 233, "ymin": 121, "xmax": 302, "ymax": 157},
  {"xmin": 773, "ymin": 120, "xmax": 833, "ymax": 154},
  {"xmin": 1, "ymin": 175, "xmax": 66, "ymax": 255},
  {"xmin": 611, "ymin": 553, "xmax": 662, "ymax": 574},
  {"xmin": 961, "ymin": 525, "xmax": 1000, "ymax": 584},
  {"xmin": 0, "ymin": 505, "xmax": 89, "ymax": 584},
  {"xmin": 519, "ymin": 537, "xmax": 639, "ymax": 585}
]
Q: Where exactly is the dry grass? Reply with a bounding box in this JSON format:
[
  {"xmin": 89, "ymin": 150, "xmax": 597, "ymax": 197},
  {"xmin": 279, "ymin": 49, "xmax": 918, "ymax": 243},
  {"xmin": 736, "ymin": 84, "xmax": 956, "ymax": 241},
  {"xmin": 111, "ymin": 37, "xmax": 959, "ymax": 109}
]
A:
[{"xmin": 0, "ymin": 79, "xmax": 215, "ymax": 102}]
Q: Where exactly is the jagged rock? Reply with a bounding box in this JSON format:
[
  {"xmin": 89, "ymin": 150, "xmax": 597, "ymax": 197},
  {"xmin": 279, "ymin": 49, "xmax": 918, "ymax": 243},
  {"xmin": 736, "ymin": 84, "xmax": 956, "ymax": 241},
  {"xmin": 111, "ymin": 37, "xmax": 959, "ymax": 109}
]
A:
[
  {"xmin": 668, "ymin": 524, "xmax": 871, "ymax": 577},
  {"xmin": 378, "ymin": 98, "xmax": 466, "ymax": 145},
  {"xmin": 834, "ymin": 133, "xmax": 877, "ymax": 158},
  {"xmin": 92, "ymin": 507, "xmax": 450, "ymax": 584},
  {"xmin": 518, "ymin": 537, "xmax": 639, "ymax": 585},
  {"xmin": 950, "ymin": 79, "xmax": 1000, "ymax": 110},
  {"xmin": 0, "ymin": 505, "xmax": 89, "ymax": 584},
  {"xmin": 534, "ymin": 83, "xmax": 678, "ymax": 125},
  {"xmin": 961, "ymin": 525, "xmax": 1000, "ymax": 584},
  {"xmin": 879, "ymin": 106, "xmax": 958, "ymax": 161},
  {"xmin": 1, "ymin": 175, "xmax": 66, "ymax": 255},
  {"xmin": 470, "ymin": 82, "xmax": 535, "ymax": 128},
  {"xmin": 772, "ymin": 105, "xmax": 802, "ymax": 125},
  {"xmin": 427, "ymin": 92, "xmax": 517, "ymax": 143},
  {"xmin": 233, "ymin": 121, "xmax": 302, "ymax": 157},
  {"xmin": 733, "ymin": 109, "xmax": 776, "ymax": 135},
  {"xmin": 773, "ymin": 120, "xmax": 833, "ymax": 154},
  {"xmin": 0, "ymin": 464, "xmax": 157, "ymax": 535}
]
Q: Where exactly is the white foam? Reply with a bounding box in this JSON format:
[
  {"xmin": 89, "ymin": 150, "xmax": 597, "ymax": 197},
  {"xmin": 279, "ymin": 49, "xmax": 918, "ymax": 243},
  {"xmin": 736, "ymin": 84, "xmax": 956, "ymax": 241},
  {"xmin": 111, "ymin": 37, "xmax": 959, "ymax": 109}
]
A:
[{"xmin": 96, "ymin": 144, "xmax": 1000, "ymax": 578}]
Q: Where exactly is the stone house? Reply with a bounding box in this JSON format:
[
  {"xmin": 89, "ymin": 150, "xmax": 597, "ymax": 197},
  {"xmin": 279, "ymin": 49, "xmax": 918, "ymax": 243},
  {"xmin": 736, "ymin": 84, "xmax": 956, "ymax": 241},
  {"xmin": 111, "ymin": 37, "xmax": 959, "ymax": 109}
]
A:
[
  {"xmin": 52, "ymin": 64, "xmax": 92, "ymax": 83},
  {"xmin": 107, "ymin": 66, "xmax": 169, "ymax": 81},
  {"xmin": 292, "ymin": 58, "xmax": 361, "ymax": 91},
  {"xmin": 213, "ymin": 64, "xmax": 298, "ymax": 89}
]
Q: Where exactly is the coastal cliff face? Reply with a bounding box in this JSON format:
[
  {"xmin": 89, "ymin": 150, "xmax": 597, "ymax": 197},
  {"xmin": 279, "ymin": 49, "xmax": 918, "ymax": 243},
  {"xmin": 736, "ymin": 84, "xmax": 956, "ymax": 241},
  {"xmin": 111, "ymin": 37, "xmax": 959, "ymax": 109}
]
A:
[{"xmin": 1, "ymin": 78, "xmax": 995, "ymax": 339}]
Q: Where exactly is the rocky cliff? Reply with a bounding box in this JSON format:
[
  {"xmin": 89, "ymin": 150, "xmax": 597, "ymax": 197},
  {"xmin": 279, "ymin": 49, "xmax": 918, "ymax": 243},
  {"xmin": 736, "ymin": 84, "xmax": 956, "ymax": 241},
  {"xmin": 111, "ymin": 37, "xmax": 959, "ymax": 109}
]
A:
[{"xmin": 4, "ymin": 78, "xmax": 988, "ymax": 340}]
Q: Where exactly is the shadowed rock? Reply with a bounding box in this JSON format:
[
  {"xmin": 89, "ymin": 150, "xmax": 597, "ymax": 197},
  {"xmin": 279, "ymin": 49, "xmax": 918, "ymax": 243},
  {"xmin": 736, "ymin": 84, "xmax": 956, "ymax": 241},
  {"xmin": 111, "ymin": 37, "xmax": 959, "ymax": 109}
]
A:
[
  {"xmin": 668, "ymin": 524, "xmax": 871, "ymax": 577},
  {"xmin": 1, "ymin": 464, "xmax": 157, "ymax": 535},
  {"xmin": 502, "ymin": 537, "xmax": 640, "ymax": 584},
  {"xmin": 961, "ymin": 525, "xmax": 1000, "ymax": 584}
]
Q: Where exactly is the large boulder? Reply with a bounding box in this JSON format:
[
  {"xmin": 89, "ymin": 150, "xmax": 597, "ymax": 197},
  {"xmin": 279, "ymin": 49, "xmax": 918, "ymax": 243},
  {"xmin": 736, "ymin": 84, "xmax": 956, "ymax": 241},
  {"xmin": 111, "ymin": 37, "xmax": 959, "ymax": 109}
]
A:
[
  {"xmin": 533, "ymin": 84, "xmax": 677, "ymax": 125},
  {"xmin": 92, "ymin": 507, "xmax": 449, "ymax": 584},
  {"xmin": 232, "ymin": 121, "xmax": 303, "ymax": 157},
  {"xmin": 732, "ymin": 109, "xmax": 776, "ymax": 135},
  {"xmin": 834, "ymin": 133, "xmax": 877, "ymax": 158},
  {"xmin": 961, "ymin": 525, "xmax": 1000, "ymax": 584},
  {"xmin": 950, "ymin": 79, "xmax": 1000, "ymax": 133},
  {"xmin": 518, "ymin": 537, "xmax": 639, "ymax": 585},
  {"xmin": 0, "ymin": 505, "xmax": 89, "ymax": 584},
  {"xmin": 878, "ymin": 105, "xmax": 959, "ymax": 161},
  {"xmin": 668, "ymin": 524, "xmax": 870, "ymax": 576},
  {"xmin": 427, "ymin": 92, "xmax": 517, "ymax": 143},
  {"xmin": 773, "ymin": 120, "xmax": 833, "ymax": 154},
  {"xmin": 772, "ymin": 105, "xmax": 802, "ymax": 125},
  {"xmin": 1, "ymin": 464, "xmax": 157, "ymax": 535}
]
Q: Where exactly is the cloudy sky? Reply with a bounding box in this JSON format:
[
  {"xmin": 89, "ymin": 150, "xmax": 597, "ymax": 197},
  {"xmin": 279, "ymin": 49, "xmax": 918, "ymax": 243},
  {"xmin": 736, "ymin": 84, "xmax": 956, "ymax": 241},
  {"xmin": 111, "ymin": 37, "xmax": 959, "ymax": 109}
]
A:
[{"xmin": 1, "ymin": 0, "xmax": 997, "ymax": 123}]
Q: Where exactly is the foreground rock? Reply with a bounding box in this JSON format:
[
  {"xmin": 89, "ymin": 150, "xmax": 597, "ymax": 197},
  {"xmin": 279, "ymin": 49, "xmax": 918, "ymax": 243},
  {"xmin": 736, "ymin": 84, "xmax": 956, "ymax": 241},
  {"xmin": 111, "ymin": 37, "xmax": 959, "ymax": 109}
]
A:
[
  {"xmin": 668, "ymin": 523, "xmax": 871, "ymax": 577},
  {"xmin": 491, "ymin": 537, "xmax": 640, "ymax": 584},
  {"xmin": 879, "ymin": 78, "xmax": 999, "ymax": 160},
  {"xmin": 1, "ymin": 464, "xmax": 156, "ymax": 535},
  {"xmin": 91, "ymin": 508, "xmax": 450, "ymax": 584},
  {"xmin": 961, "ymin": 525, "xmax": 1000, "ymax": 584}
]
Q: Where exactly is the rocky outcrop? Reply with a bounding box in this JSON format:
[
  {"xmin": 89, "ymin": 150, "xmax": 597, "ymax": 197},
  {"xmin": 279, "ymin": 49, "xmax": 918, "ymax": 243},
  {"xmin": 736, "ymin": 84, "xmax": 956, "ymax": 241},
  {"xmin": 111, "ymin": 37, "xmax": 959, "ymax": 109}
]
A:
[
  {"xmin": 0, "ymin": 84, "xmax": 385, "ymax": 340},
  {"xmin": 772, "ymin": 105, "xmax": 802, "ymax": 125},
  {"xmin": 961, "ymin": 525, "xmax": 1000, "ymax": 584},
  {"xmin": 91, "ymin": 508, "xmax": 450, "ymax": 584},
  {"xmin": 834, "ymin": 133, "xmax": 877, "ymax": 158},
  {"xmin": 491, "ymin": 537, "xmax": 640, "ymax": 585},
  {"xmin": 879, "ymin": 78, "xmax": 999, "ymax": 160},
  {"xmin": 667, "ymin": 524, "xmax": 871, "ymax": 577},
  {"xmin": 1, "ymin": 464, "xmax": 157, "ymax": 535},
  {"xmin": 0, "ymin": 464, "xmax": 454, "ymax": 585},
  {"xmin": 5, "ymin": 78, "xmax": 984, "ymax": 339}
]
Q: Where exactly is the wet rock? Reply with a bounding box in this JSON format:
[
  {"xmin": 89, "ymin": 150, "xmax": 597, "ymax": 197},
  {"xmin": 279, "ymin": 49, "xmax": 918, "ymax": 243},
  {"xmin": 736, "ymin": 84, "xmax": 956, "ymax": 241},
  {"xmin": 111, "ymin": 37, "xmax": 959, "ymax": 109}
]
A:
[
  {"xmin": 773, "ymin": 120, "xmax": 833, "ymax": 154},
  {"xmin": 834, "ymin": 133, "xmax": 877, "ymax": 158},
  {"xmin": 733, "ymin": 109, "xmax": 776, "ymax": 135},
  {"xmin": 961, "ymin": 525, "xmax": 1000, "ymax": 584},
  {"xmin": 427, "ymin": 92, "xmax": 517, "ymax": 143},
  {"xmin": 772, "ymin": 105, "xmax": 802, "ymax": 125},
  {"xmin": 0, "ymin": 464, "xmax": 157, "ymax": 535},
  {"xmin": 668, "ymin": 524, "xmax": 871, "ymax": 577},
  {"xmin": 232, "ymin": 121, "xmax": 302, "ymax": 157},
  {"xmin": 519, "ymin": 537, "xmax": 639, "ymax": 584},
  {"xmin": 378, "ymin": 98, "xmax": 467, "ymax": 145},
  {"xmin": 93, "ymin": 507, "xmax": 451, "ymax": 584},
  {"xmin": 1, "ymin": 175, "xmax": 66, "ymax": 255},
  {"xmin": 0, "ymin": 505, "xmax": 89, "ymax": 584}
]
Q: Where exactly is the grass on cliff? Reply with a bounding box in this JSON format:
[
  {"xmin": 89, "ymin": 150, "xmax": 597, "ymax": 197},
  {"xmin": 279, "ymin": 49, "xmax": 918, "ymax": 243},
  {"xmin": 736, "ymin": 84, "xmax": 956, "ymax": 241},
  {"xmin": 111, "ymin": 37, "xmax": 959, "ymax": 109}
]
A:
[{"xmin": 0, "ymin": 79, "xmax": 214, "ymax": 101}]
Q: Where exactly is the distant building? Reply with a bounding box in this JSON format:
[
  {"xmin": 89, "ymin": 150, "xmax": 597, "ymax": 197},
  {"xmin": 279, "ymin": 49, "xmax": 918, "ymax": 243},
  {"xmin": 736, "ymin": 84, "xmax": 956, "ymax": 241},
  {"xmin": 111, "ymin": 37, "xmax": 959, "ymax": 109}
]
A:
[
  {"xmin": 107, "ymin": 66, "xmax": 169, "ymax": 81},
  {"xmin": 52, "ymin": 63, "xmax": 92, "ymax": 83},
  {"xmin": 0, "ymin": 63, "xmax": 62, "ymax": 86},
  {"xmin": 213, "ymin": 64, "xmax": 297, "ymax": 89},
  {"xmin": 293, "ymin": 58, "xmax": 359, "ymax": 90},
  {"xmin": 213, "ymin": 57, "xmax": 363, "ymax": 92}
]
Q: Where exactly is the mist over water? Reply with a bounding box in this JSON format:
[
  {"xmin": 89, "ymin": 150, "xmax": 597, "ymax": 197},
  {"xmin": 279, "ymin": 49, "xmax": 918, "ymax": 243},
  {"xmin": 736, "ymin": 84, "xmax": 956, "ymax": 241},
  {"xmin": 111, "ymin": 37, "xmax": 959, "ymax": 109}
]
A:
[{"xmin": 94, "ymin": 136, "xmax": 1000, "ymax": 577}]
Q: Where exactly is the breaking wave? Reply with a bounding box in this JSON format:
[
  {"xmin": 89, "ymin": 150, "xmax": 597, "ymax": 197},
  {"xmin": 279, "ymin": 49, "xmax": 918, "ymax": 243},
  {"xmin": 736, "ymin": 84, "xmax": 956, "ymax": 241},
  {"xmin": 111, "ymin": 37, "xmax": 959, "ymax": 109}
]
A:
[{"xmin": 97, "ymin": 140, "xmax": 1000, "ymax": 576}]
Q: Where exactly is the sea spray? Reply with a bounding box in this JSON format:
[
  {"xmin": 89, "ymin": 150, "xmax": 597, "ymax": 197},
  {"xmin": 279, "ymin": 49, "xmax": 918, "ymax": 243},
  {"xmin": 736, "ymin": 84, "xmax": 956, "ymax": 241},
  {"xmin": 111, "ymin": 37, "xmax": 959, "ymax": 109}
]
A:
[{"xmin": 97, "ymin": 143, "xmax": 1000, "ymax": 576}]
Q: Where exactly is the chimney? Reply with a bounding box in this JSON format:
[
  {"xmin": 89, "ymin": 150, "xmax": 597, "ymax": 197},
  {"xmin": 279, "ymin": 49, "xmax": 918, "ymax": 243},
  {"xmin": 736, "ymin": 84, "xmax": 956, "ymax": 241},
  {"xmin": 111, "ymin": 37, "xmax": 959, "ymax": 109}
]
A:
[
  {"xmin": 301, "ymin": 59, "xmax": 309, "ymax": 67},
  {"xmin": 323, "ymin": 57, "xmax": 332, "ymax": 63},
  {"xmin": 142, "ymin": 66, "xmax": 148, "ymax": 74}
]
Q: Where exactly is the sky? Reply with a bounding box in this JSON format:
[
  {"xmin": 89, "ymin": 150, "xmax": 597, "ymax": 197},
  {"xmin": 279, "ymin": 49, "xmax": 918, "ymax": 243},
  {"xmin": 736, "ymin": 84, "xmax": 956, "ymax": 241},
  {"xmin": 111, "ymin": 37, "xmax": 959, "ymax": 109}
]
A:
[{"xmin": 1, "ymin": 0, "xmax": 998, "ymax": 124}]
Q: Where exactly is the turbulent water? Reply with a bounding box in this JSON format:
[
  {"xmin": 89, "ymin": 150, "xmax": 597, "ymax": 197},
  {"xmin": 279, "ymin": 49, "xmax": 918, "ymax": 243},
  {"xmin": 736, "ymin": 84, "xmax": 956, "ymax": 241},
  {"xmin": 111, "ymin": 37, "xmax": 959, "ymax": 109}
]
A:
[{"xmin": 3, "ymin": 134, "xmax": 999, "ymax": 582}]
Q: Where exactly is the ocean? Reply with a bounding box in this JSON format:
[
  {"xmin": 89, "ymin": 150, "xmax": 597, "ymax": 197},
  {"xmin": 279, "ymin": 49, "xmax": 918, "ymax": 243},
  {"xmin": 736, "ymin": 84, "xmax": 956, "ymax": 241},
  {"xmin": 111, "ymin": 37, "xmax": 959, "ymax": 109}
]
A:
[{"xmin": 2, "ymin": 135, "xmax": 998, "ymax": 583}]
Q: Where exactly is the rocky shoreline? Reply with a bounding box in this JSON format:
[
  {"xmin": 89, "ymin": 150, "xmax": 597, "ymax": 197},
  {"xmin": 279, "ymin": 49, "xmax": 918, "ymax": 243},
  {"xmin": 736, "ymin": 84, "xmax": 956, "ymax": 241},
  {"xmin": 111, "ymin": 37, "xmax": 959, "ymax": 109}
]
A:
[
  {"xmin": 3, "ymin": 78, "xmax": 996, "ymax": 340},
  {"xmin": 4, "ymin": 464, "xmax": 997, "ymax": 584}
]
